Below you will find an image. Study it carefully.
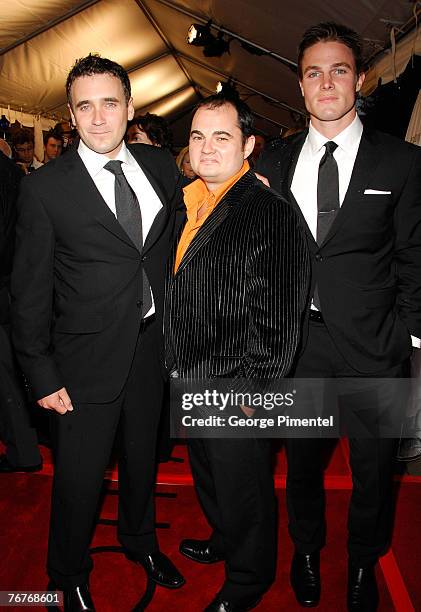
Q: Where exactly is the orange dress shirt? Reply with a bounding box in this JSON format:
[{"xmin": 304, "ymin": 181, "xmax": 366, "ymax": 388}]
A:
[{"xmin": 174, "ymin": 160, "xmax": 250, "ymax": 273}]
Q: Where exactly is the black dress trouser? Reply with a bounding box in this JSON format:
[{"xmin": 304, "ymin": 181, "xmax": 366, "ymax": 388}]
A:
[
  {"xmin": 286, "ymin": 320, "xmax": 409, "ymax": 567},
  {"xmin": 47, "ymin": 319, "xmax": 164, "ymax": 589},
  {"xmin": 0, "ymin": 324, "xmax": 41, "ymax": 467},
  {"xmin": 188, "ymin": 435, "xmax": 277, "ymax": 605}
]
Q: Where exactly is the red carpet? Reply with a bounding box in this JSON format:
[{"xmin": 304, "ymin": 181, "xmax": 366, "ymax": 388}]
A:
[{"xmin": 0, "ymin": 442, "xmax": 419, "ymax": 611}]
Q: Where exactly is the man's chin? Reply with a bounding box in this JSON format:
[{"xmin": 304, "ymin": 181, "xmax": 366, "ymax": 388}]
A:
[
  {"xmin": 84, "ymin": 140, "xmax": 122, "ymax": 157},
  {"xmin": 197, "ymin": 165, "xmax": 219, "ymax": 178}
]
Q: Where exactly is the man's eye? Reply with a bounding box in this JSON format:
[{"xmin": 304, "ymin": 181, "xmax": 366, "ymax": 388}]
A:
[
  {"xmin": 191, "ymin": 136, "xmax": 202, "ymax": 141},
  {"xmin": 334, "ymin": 68, "xmax": 346, "ymax": 75},
  {"xmin": 79, "ymin": 105, "xmax": 90, "ymax": 111},
  {"xmin": 308, "ymin": 72, "xmax": 320, "ymax": 78},
  {"xmin": 105, "ymin": 102, "xmax": 116, "ymax": 108},
  {"xmin": 217, "ymin": 137, "xmax": 228, "ymax": 141}
]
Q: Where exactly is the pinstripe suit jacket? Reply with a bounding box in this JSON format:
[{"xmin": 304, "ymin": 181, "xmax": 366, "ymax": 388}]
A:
[{"xmin": 165, "ymin": 170, "xmax": 310, "ymax": 380}]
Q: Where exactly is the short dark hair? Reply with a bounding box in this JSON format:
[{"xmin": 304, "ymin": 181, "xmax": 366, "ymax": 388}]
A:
[
  {"xmin": 66, "ymin": 54, "xmax": 131, "ymax": 106},
  {"xmin": 298, "ymin": 22, "xmax": 365, "ymax": 79},
  {"xmin": 43, "ymin": 130, "xmax": 64, "ymax": 146},
  {"xmin": 127, "ymin": 113, "xmax": 173, "ymax": 149},
  {"xmin": 12, "ymin": 128, "xmax": 34, "ymax": 147},
  {"xmin": 194, "ymin": 94, "xmax": 254, "ymax": 145}
]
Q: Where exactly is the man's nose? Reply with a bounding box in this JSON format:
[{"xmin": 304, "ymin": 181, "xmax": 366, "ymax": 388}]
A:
[
  {"xmin": 321, "ymin": 73, "xmax": 334, "ymax": 89},
  {"xmin": 201, "ymin": 138, "xmax": 214, "ymax": 154},
  {"xmin": 92, "ymin": 107, "xmax": 105, "ymax": 124}
]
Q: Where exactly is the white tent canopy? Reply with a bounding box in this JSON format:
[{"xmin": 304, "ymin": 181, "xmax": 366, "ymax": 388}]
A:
[{"xmin": 1, "ymin": 0, "xmax": 419, "ymax": 145}]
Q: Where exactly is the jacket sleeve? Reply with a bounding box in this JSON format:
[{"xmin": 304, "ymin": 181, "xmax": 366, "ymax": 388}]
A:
[
  {"xmin": 240, "ymin": 192, "xmax": 310, "ymax": 380},
  {"xmin": 394, "ymin": 145, "xmax": 421, "ymax": 340},
  {"xmin": 11, "ymin": 177, "xmax": 64, "ymax": 399}
]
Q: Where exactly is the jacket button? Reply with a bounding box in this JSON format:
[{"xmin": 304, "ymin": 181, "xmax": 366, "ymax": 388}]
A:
[
  {"xmin": 141, "ymin": 255, "xmax": 147, "ymax": 262},
  {"xmin": 136, "ymin": 300, "xmax": 143, "ymax": 308},
  {"xmin": 315, "ymin": 253, "xmax": 323, "ymax": 262}
]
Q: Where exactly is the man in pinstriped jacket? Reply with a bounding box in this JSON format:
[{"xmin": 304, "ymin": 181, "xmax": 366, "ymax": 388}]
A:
[{"xmin": 165, "ymin": 94, "xmax": 310, "ymax": 612}]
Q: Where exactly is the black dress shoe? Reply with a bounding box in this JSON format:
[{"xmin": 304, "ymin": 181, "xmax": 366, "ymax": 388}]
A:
[
  {"xmin": 0, "ymin": 454, "xmax": 42, "ymax": 473},
  {"xmin": 63, "ymin": 584, "xmax": 95, "ymax": 611},
  {"xmin": 347, "ymin": 565, "xmax": 378, "ymax": 611},
  {"xmin": 290, "ymin": 551, "xmax": 320, "ymax": 607},
  {"xmin": 127, "ymin": 550, "xmax": 185, "ymax": 588},
  {"xmin": 204, "ymin": 593, "xmax": 261, "ymax": 612},
  {"xmin": 180, "ymin": 538, "xmax": 224, "ymax": 564}
]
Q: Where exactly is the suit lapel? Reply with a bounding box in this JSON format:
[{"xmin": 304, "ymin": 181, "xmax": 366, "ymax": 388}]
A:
[
  {"xmin": 287, "ymin": 132, "xmax": 307, "ymax": 192},
  {"xmin": 320, "ymin": 129, "xmax": 380, "ymax": 247},
  {"xmin": 60, "ymin": 147, "xmax": 174, "ymax": 254},
  {"xmin": 175, "ymin": 172, "xmax": 254, "ymax": 276},
  {"xmin": 59, "ymin": 150, "xmax": 134, "ymax": 249},
  {"xmin": 128, "ymin": 145, "xmax": 170, "ymax": 254},
  {"xmin": 285, "ymin": 131, "xmax": 318, "ymax": 250}
]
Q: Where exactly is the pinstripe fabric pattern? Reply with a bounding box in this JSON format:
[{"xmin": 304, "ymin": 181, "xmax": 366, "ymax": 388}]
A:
[{"xmin": 165, "ymin": 171, "xmax": 310, "ymax": 380}]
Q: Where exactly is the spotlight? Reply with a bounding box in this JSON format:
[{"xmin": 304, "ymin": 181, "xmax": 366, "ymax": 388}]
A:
[
  {"xmin": 215, "ymin": 79, "xmax": 239, "ymax": 100},
  {"xmin": 187, "ymin": 22, "xmax": 231, "ymax": 57},
  {"xmin": 187, "ymin": 22, "xmax": 215, "ymax": 47}
]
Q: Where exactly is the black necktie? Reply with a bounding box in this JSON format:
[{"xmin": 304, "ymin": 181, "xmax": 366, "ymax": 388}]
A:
[
  {"xmin": 316, "ymin": 141, "xmax": 339, "ymax": 245},
  {"xmin": 313, "ymin": 141, "xmax": 339, "ymax": 311},
  {"xmin": 104, "ymin": 160, "xmax": 152, "ymax": 317}
]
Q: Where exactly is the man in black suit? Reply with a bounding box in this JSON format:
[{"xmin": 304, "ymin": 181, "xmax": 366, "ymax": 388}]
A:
[
  {"xmin": 0, "ymin": 147, "xmax": 42, "ymax": 472},
  {"xmin": 11, "ymin": 55, "xmax": 184, "ymax": 611},
  {"xmin": 166, "ymin": 94, "xmax": 309, "ymax": 612},
  {"xmin": 256, "ymin": 22, "xmax": 421, "ymax": 611}
]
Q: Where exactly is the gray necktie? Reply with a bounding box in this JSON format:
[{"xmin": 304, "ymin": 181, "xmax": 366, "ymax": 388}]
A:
[
  {"xmin": 104, "ymin": 160, "xmax": 152, "ymax": 316},
  {"xmin": 313, "ymin": 141, "xmax": 339, "ymax": 311}
]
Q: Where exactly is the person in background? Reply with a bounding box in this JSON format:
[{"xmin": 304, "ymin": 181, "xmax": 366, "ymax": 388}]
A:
[
  {"xmin": 43, "ymin": 131, "xmax": 63, "ymax": 163},
  {"xmin": 0, "ymin": 138, "xmax": 13, "ymax": 158},
  {"xmin": 0, "ymin": 146, "xmax": 42, "ymax": 473},
  {"xmin": 176, "ymin": 146, "xmax": 196, "ymax": 180},
  {"xmin": 12, "ymin": 128, "xmax": 43, "ymax": 173},
  {"xmin": 126, "ymin": 113, "xmax": 173, "ymax": 150},
  {"xmin": 53, "ymin": 121, "xmax": 75, "ymax": 149},
  {"xmin": 249, "ymin": 133, "xmax": 266, "ymax": 166}
]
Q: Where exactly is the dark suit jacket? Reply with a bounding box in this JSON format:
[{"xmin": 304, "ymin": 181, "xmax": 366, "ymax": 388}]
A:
[
  {"xmin": 11, "ymin": 144, "xmax": 183, "ymax": 402},
  {"xmin": 165, "ymin": 171, "xmax": 309, "ymax": 380},
  {"xmin": 0, "ymin": 152, "xmax": 23, "ymax": 324},
  {"xmin": 256, "ymin": 128, "xmax": 421, "ymax": 373}
]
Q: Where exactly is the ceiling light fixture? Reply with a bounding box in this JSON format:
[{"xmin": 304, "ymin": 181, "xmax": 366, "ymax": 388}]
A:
[
  {"xmin": 215, "ymin": 79, "xmax": 239, "ymax": 100},
  {"xmin": 187, "ymin": 21, "xmax": 215, "ymax": 46},
  {"xmin": 187, "ymin": 21, "xmax": 231, "ymax": 57}
]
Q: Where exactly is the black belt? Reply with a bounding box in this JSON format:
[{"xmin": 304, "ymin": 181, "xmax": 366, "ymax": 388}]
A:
[{"xmin": 309, "ymin": 310, "xmax": 324, "ymax": 323}]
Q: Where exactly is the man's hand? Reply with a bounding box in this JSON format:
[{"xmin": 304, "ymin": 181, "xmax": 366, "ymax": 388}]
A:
[
  {"xmin": 254, "ymin": 172, "xmax": 270, "ymax": 187},
  {"xmin": 241, "ymin": 405, "xmax": 255, "ymax": 417},
  {"xmin": 37, "ymin": 387, "xmax": 73, "ymax": 414}
]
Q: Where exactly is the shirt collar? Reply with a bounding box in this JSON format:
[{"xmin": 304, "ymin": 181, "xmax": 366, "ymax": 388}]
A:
[
  {"xmin": 183, "ymin": 160, "xmax": 250, "ymax": 215},
  {"xmin": 307, "ymin": 114, "xmax": 363, "ymax": 157},
  {"xmin": 78, "ymin": 139, "xmax": 135, "ymax": 178}
]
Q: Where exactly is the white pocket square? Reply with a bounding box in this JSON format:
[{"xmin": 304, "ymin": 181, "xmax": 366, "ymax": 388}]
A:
[{"xmin": 364, "ymin": 189, "xmax": 391, "ymax": 195}]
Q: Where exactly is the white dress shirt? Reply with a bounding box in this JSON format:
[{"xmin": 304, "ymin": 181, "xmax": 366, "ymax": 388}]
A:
[
  {"xmin": 78, "ymin": 140, "xmax": 162, "ymax": 316},
  {"xmin": 291, "ymin": 114, "xmax": 363, "ymax": 239}
]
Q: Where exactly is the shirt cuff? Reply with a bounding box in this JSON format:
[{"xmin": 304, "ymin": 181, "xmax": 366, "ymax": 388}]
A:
[{"xmin": 411, "ymin": 335, "xmax": 421, "ymax": 349}]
